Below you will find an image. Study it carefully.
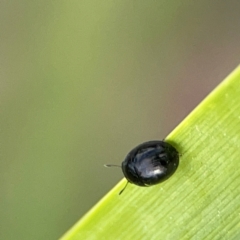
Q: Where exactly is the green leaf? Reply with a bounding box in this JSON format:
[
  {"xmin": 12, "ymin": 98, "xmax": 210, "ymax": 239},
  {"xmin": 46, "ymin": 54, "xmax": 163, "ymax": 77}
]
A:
[{"xmin": 60, "ymin": 66, "xmax": 240, "ymax": 240}]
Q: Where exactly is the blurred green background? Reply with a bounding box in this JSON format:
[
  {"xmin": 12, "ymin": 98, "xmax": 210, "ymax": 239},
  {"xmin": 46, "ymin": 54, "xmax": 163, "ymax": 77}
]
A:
[{"xmin": 1, "ymin": 1, "xmax": 240, "ymax": 239}]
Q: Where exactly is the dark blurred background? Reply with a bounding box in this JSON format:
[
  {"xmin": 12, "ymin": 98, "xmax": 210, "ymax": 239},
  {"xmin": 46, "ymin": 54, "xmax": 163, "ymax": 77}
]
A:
[{"xmin": 1, "ymin": 1, "xmax": 240, "ymax": 239}]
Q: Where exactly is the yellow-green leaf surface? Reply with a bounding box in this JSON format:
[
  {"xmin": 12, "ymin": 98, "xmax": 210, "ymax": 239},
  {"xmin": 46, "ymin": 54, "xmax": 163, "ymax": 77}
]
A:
[{"xmin": 61, "ymin": 66, "xmax": 240, "ymax": 240}]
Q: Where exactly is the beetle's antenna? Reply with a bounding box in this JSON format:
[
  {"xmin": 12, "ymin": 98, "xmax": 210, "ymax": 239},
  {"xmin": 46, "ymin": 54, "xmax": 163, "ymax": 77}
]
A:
[
  {"xmin": 119, "ymin": 181, "xmax": 129, "ymax": 195},
  {"xmin": 104, "ymin": 164, "xmax": 121, "ymax": 168},
  {"xmin": 104, "ymin": 164, "xmax": 127, "ymax": 194}
]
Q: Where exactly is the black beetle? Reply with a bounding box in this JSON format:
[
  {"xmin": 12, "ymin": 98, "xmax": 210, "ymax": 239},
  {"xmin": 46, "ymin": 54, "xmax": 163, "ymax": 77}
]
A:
[{"xmin": 105, "ymin": 140, "xmax": 179, "ymax": 194}]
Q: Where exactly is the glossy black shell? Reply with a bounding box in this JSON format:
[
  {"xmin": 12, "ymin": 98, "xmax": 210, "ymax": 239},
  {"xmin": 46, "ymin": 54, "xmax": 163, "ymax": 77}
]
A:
[{"xmin": 122, "ymin": 141, "xmax": 179, "ymax": 186}]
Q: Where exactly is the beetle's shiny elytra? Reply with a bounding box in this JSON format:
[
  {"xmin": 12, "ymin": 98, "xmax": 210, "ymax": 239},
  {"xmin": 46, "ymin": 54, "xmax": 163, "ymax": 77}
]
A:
[
  {"xmin": 122, "ymin": 141, "xmax": 179, "ymax": 187},
  {"xmin": 105, "ymin": 140, "xmax": 179, "ymax": 194}
]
